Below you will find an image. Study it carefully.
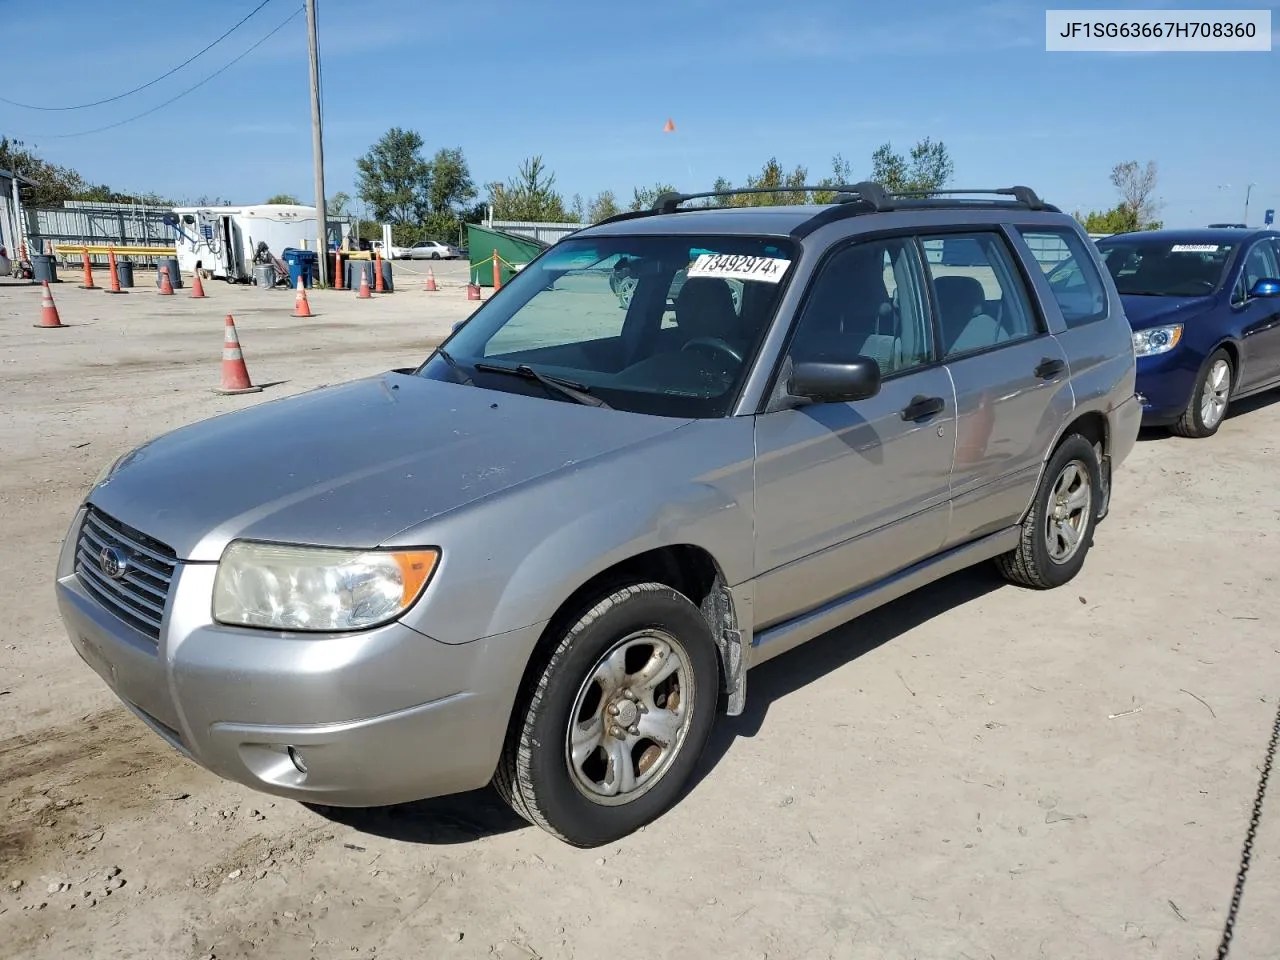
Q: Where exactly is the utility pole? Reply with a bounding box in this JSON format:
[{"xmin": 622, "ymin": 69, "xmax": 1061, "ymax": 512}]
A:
[
  {"xmin": 1243, "ymin": 183, "xmax": 1255, "ymax": 226},
  {"xmin": 306, "ymin": 0, "xmax": 329, "ymax": 287}
]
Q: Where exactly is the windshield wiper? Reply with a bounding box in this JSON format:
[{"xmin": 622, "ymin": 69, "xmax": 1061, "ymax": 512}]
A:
[
  {"xmin": 434, "ymin": 347, "xmax": 474, "ymax": 384},
  {"xmin": 473, "ymin": 362, "xmax": 611, "ymax": 408}
]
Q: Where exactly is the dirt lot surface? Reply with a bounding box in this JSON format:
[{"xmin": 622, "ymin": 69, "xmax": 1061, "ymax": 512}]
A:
[{"xmin": 1, "ymin": 276, "xmax": 1278, "ymax": 960}]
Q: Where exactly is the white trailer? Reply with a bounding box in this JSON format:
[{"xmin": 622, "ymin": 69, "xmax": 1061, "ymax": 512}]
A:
[{"xmin": 168, "ymin": 204, "xmax": 347, "ymax": 283}]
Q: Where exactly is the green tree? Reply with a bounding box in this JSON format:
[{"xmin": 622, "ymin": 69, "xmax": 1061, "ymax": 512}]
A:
[
  {"xmin": 355, "ymin": 127, "xmax": 431, "ymax": 223},
  {"xmin": 587, "ymin": 190, "xmax": 621, "ymax": 222},
  {"xmin": 326, "ymin": 191, "xmax": 351, "ymax": 217},
  {"xmin": 1110, "ymin": 160, "xmax": 1161, "ymax": 229},
  {"xmin": 870, "ymin": 137, "xmax": 953, "ymax": 193},
  {"xmin": 425, "ymin": 147, "xmax": 476, "ymax": 219},
  {"xmin": 265, "ymin": 193, "xmax": 299, "ymax": 205},
  {"xmin": 630, "ymin": 182, "xmax": 678, "ymax": 211},
  {"xmin": 1074, "ymin": 204, "xmax": 1162, "ymax": 234},
  {"xmin": 487, "ymin": 156, "xmax": 573, "ymax": 222},
  {"xmin": 812, "ymin": 153, "xmax": 856, "ymax": 204}
]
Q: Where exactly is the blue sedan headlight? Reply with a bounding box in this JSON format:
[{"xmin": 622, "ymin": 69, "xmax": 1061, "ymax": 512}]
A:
[{"xmin": 1132, "ymin": 324, "xmax": 1183, "ymax": 357}]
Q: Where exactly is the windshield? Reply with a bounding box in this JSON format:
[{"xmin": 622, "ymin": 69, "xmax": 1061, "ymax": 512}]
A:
[
  {"xmin": 1095, "ymin": 237, "xmax": 1236, "ymax": 297},
  {"xmin": 419, "ymin": 234, "xmax": 797, "ymax": 417}
]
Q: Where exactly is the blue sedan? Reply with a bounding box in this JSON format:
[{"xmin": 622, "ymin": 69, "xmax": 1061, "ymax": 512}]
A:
[{"xmin": 1091, "ymin": 228, "xmax": 1280, "ymax": 437}]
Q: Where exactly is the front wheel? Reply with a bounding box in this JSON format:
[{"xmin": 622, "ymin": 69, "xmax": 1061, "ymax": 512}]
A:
[
  {"xmin": 1173, "ymin": 349, "xmax": 1232, "ymax": 438},
  {"xmin": 494, "ymin": 582, "xmax": 720, "ymax": 847},
  {"xmin": 997, "ymin": 433, "xmax": 1100, "ymax": 589}
]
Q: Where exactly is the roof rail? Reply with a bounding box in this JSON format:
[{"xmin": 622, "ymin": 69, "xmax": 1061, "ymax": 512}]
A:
[
  {"xmin": 650, "ymin": 183, "xmax": 885, "ymax": 215},
  {"xmin": 886, "ymin": 185, "xmax": 1052, "ymax": 210}
]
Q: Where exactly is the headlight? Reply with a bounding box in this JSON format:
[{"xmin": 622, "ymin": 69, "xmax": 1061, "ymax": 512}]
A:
[
  {"xmin": 1132, "ymin": 324, "xmax": 1183, "ymax": 357},
  {"xmin": 213, "ymin": 541, "xmax": 439, "ymax": 631}
]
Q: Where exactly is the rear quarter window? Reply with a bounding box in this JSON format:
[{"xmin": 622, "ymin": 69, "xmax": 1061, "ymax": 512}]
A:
[{"xmin": 1016, "ymin": 228, "xmax": 1109, "ymax": 329}]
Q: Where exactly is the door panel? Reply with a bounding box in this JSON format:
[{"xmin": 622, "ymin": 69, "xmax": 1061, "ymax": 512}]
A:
[
  {"xmin": 944, "ymin": 336, "xmax": 1074, "ymax": 545},
  {"xmin": 1235, "ymin": 240, "xmax": 1280, "ymax": 392},
  {"xmin": 919, "ymin": 229, "xmax": 1074, "ymax": 548},
  {"xmin": 753, "ymin": 367, "xmax": 956, "ymax": 629}
]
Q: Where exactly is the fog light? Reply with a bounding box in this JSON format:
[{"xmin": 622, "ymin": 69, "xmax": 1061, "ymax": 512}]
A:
[{"xmin": 287, "ymin": 745, "xmax": 308, "ymax": 774}]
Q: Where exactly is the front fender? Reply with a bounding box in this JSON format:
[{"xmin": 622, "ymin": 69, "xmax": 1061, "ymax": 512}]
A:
[{"xmin": 393, "ymin": 417, "xmax": 757, "ymax": 646}]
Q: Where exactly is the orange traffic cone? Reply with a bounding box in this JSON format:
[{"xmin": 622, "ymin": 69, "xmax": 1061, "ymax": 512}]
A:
[
  {"xmin": 425, "ymin": 267, "xmax": 438, "ymax": 292},
  {"xmin": 105, "ymin": 249, "xmax": 128, "ymax": 294},
  {"xmin": 374, "ymin": 251, "xmax": 385, "ymax": 293},
  {"xmin": 190, "ymin": 270, "xmax": 207, "ymax": 298},
  {"xmin": 34, "ymin": 281, "xmax": 68, "ymax": 328},
  {"xmin": 293, "ymin": 277, "xmax": 312, "ymax": 317},
  {"xmin": 158, "ymin": 265, "xmax": 175, "ymax": 295},
  {"xmin": 214, "ymin": 315, "xmax": 263, "ymax": 395},
  {"xmin": 357, "ymin": 265, "xmax": 372, "ymax": 299},
  {"xmin": 79, "ymin": 248, "xmax": 97, "ymax": 289}
]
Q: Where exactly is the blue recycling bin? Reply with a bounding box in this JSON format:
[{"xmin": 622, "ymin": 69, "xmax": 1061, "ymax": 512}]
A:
[{"xmin": 281, "ymin": 247, "xmax": 318, "ymax": 289}]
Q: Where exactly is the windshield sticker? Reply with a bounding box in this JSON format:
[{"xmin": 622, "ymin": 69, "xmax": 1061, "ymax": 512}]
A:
[
  {"xmin": 687, "ymin": 253, "xmax": 792, "ymax": 283},
  {"xmin": 1171, "ymin": 244, "xmax": 1219, "ymax": 253}
]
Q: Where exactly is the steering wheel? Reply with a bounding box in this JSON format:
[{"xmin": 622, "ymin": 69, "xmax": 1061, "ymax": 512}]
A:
[{"xmin": 681, "ymin": 337, "xmax": 744, "ymax": 364}]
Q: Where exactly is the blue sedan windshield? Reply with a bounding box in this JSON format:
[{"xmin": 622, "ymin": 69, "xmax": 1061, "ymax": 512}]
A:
[{"xmin": 1096, "ymin": 238, "xmax": 1236, "ymax": 297}]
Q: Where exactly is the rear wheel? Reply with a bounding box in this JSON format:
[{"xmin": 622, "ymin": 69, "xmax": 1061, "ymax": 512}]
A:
[
  {"xmin": 494, "ymin": 582, "xmax": 719, "ymax": 847},
  {"xmin": 1173, "ymin": 349, "xmax": 1232, "ymax": 438},
  {"xmin": 997, "ymin": 433, "xmax": 1100, "ymax": 589}
]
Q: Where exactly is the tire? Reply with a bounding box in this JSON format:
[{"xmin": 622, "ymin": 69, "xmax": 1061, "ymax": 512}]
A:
[
  {"xmin": 997, "ymin": 433, "xmax": 1101, "ymax": 589},
  {"xmin": 1172, "ymin": 348, "xmax": 1232, "ymax": 439},
  {"xmin": 431, "ymin": 252, "xmax": 441, "ymax": 260},
  {"xmin": 494, "ymin": 582, "xmax": 720, "ymax": 847}
]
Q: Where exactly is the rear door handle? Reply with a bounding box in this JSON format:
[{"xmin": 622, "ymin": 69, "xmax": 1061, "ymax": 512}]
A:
[
  {"xmin": 1035, "ymin": 357, "xmax": 1065, "ymax": 379},
  {"xmin": 901, "ymin": 395, "xmax": 945, "ymax": 421}
]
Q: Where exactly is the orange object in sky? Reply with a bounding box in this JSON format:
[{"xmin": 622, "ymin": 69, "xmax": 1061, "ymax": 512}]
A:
[{"xmin": 663, "ymin": 118, "xmax": 675, "ymax": 133}]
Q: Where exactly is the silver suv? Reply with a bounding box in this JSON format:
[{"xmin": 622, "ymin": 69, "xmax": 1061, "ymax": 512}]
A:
[{"xmin": 55, "ymin": 183, "xmax": 1141, "ymax": 848}]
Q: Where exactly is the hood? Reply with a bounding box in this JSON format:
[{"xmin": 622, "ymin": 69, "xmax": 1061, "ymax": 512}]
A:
[
  {"xmin": 1120, "ymin": 294, "xmax": 1215, "ymax": 329},
  {"xmin": 88, "ymin": 372, "xmax": 690, "ymax": 561}
]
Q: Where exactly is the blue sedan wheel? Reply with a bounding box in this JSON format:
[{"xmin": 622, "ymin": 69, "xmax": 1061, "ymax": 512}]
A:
[{"xmin": 1174, "ymin": 349, "xmax": 1233, "ymax": 439}]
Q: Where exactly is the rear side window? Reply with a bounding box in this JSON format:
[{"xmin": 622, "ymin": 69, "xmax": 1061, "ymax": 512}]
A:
[
  {"xmin": 1017, "ymin": 228, "xmax": 1109, "ymax": 329},
  {"xmin": 919, "ymin": 232, "xmax": 1039, "ymax": 359}
]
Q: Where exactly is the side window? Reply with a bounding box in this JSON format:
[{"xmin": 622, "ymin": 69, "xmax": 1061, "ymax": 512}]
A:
[
  {"xmin": 1243, "ymin": 240, "xmax": 1280, "ymax": 295},
  {"xmin": 790, "ymin": 236, "xmax": 933, "ymax": 378},
  {"xmin": 1016, "ymin": 228, "xmax": 1108, "ymax": 328},
  {"xmin": 920, "ymin": 232, "xmax": 1039, "ymax": 359}
]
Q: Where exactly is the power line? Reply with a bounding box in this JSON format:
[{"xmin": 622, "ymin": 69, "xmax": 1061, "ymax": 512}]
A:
[
  {"xmin": 0, "ymin": 0, "xmax": 277, "ymax": 112},
  {"xmin": 33, "ymin": 5, "xmax": 304, "ymax": 141}
]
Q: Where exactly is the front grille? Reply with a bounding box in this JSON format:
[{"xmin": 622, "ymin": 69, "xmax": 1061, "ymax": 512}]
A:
[{"xmin": 74, "ymin": 507, "xmax": 177, "ymax": 642}]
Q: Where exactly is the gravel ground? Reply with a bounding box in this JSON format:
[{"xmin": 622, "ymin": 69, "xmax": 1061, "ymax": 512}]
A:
[{"xmin": 1, "ymin": 276, "xmax": 1278, "ymax": 960}]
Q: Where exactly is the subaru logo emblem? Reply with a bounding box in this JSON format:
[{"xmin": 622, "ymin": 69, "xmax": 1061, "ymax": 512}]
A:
[{"xmin": 100, "ymin": 546, "xmax": 128, "ymax": 580}]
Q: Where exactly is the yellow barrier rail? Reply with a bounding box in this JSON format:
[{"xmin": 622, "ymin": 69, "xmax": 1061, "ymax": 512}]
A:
[{"xmin": 53, "ymin": 244, "xmax": 177, "ymax": 257}]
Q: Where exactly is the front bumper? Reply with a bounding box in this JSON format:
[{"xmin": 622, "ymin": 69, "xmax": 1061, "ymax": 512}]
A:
[
  {"xmin": 1135, "ymin": 351, "xmax": 1201, "ymax": 425},
  {"xmin": 55, "ymin": 506, "xmax": 542, "ymax": 807}
]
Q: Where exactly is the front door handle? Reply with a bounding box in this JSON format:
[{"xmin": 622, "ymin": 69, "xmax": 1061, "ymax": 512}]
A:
[
  {"xmin": 901, "ymin": 395, "xmax": 945, "ymax": 421},
  {"xmin": 1035, "ymin": 357, "xmax": 1065, "ymax": 379}
]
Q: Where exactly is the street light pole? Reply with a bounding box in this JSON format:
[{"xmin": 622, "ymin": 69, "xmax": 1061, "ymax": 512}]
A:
[{"xmin": 306, "ymin": 0, "xmax": 329, "ymax": 287}]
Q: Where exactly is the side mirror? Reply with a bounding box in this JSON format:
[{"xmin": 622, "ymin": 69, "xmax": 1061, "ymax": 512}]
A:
[
  {"xmin": 789, "ymin": 355, "xmax": 882, "ymax": 404},
  {"xmin": 1249, "ymin": 278, "xmax": 1280, "ymax": 298}
]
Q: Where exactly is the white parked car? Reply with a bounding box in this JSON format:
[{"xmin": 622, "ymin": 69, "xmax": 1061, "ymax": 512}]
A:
[{"xmin": 402, "ymin": 240, "xmax": 461, "ymax": 260}]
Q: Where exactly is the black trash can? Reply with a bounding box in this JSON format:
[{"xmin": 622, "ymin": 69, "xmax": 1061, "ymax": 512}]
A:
[
  {"xmin": 116, "ymin": 258, "xmax": 135, "ymax": 288},
  {"xmin": 346, "ymin": 259, "xmax": 375, "ymax": 291},
  {"xmin": 156, "ymin": 255, "xmax": 183, "ymax": 289},
  {"xmin": 380, "ymin": 258, "xmax": 394, "ymax": 293},
  {"xmin": 32, "ymin": 254, "xmax": 59, "ymax": 284}
]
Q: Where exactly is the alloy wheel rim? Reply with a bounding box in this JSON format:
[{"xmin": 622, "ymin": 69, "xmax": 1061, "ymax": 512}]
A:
[
  {"xmin": 1200, "ymin": 359, "xmax": 1231, "ymax": 429},
  {"xmin": 1045, "ymin": 460, "xmax": 1092, "ymax": 565},
  {"xmin": 565, "ymin": 629, "xmax": 694, "ymax": 806}
]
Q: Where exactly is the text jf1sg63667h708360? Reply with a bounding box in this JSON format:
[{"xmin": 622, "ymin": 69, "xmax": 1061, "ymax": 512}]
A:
[{"xmin": 1045, "ymin": 9, "xmax": 1272, "ymax": 51}]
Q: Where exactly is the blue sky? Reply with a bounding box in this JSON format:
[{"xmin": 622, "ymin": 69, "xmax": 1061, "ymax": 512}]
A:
[{"xmin": 2, "ymin": 0, "xmax": 1277, "ymax": 226}]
